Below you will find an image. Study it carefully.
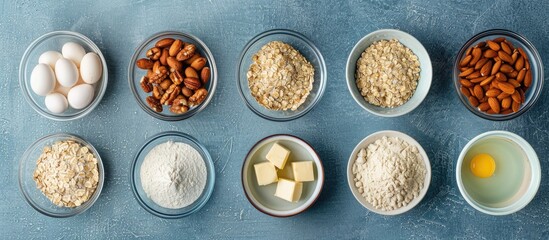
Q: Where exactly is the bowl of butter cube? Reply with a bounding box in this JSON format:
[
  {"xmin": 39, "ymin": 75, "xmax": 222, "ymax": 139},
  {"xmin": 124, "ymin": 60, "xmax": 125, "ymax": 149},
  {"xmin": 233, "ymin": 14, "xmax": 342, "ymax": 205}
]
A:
[{"xmin": 241, "ymin": 134, "xmax": 325, "ymax": 217}]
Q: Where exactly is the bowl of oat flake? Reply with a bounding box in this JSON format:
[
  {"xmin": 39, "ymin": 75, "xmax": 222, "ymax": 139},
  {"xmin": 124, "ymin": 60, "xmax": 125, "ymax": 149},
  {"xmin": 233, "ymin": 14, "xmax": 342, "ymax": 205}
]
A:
[
  {"xmin": 237, "ymin": 29, "xmax": 327, "ymax": 121},
  {"xmin": 346, "ymin": 29, "xmax": 432, "ymax": 117}
]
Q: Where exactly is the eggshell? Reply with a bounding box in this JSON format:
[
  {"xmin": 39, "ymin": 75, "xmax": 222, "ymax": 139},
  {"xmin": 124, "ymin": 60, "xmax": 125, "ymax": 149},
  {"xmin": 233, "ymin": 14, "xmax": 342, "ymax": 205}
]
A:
[
  {"xmin": 55, "ymin": 58, "xmax": 79, "ymax": 87},
  {"xmin": 80, "ymin": 52, "xmax": 102, "ymax": 84},
  {"xmin": 38, "ymin": 51, "xmax": 63, "ymax": 70},
  {"xmin": 45, "ymin": 93, "xmax": 68, "ymax": 113},
  {"xmin": 62, "ymin": 42, "xmax": 86, "ymax": 67},
  {"xmin": 67, "ymin": 84, "xmax": 94, "ymax": 109},
  {"xmin": 30, "ymin": 63, "xmax": 56, "ymax": 96}
]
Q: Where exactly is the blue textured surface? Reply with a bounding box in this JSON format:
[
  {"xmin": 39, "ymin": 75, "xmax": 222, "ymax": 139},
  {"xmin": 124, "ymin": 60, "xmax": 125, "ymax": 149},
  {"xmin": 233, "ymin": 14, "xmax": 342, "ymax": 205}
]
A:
[{"xmin": 1, "ymin": 0, "xmax": 548, "ymax": 239}]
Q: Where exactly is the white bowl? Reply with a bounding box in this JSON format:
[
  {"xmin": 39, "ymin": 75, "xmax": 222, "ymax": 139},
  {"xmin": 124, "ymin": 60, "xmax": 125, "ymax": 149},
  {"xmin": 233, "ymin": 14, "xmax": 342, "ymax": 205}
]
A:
[
  {"xmin": 346, "ymin": 29, "xmax": 432, "ymax": 117},
  {"xmin": 347, "ymin": 130, "xmax": 431, "ymax": 215},
  {"xmin": 241, "ymin": 134, "xmax": 324, "ymax": 217},
  {"xmin": 456, "ymin": 131, "xmax": 541, "ymax": 215}
]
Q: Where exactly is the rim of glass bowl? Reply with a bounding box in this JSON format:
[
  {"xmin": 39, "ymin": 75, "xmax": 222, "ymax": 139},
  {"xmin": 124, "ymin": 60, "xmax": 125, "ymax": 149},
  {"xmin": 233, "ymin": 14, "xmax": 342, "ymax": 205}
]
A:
[
  {"xmin": 128, "ymin": 31, "xmax": 217, "ymax": 121},
  {"xmin": 236, "ymin": 29, "xmax": 327, "ymax": 122},
  {"xmin": 18, "ymin": 133, "xmax": 105, "ymax": 218},
  {"xmin": 19, "ymin": 31, "xmax": 109, "ymax": 121},
  {"xmin": 130, "ymin": 131, "xmax": 215, "ymax": 218},
  {"xmin": 453, "ymin": 29, "xmax": 544, "ymax": 121}
]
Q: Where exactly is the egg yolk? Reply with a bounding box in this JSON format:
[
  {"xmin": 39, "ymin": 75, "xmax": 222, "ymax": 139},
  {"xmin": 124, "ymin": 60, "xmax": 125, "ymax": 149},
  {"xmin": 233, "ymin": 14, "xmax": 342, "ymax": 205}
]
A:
[{"xmin": 470, "ymin": 153, "xmax": 496, "ymax": 178}]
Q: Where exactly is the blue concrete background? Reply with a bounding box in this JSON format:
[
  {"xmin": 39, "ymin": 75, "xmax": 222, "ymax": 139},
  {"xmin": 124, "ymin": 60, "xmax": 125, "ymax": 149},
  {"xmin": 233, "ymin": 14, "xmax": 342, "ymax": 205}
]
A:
[{"xmin": 1, "ymin": 0, "xmax": 548, "ymax": 239}]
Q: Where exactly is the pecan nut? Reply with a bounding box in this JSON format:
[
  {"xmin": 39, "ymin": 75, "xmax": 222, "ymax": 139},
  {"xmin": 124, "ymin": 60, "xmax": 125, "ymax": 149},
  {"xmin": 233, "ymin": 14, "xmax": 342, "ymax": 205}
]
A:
[
  {"xmin": 136, "ymin": 58, "xmax": 154, "ymax": 69},
  {"xmin": 152, "ymin": 85, "xmax": 164, "ymax": 99},
  {"xmin": 159, "ymin": 79, "xmax": 172, "ymax": 90},
  {"xmin": 189, "ymin": 88, "xmax": 208, "ymax": 106},
  {"xmin": 176, "ymin": 44, "xmax": 196, "ymax": 61},
  {"xmin": 183, "ymin": 77, "xmax": 202, "ymax": 90},
  {"xmin": 150, "ymin": 61, "xmax": 168, "ymax": 83},
  {"xmin": 169, "ymin": 39, "xmax": 183, "ymax": 57},
  {"xmin": 200, "ymin": 67, "xmax": 211, "ymax": 84},
  {"xmin": 155, "ymin": 38, "xmax": 175, "ymax": 48},
  {"xmin": 171, "ymin": 71, "xmax": 184, "ymax": 85},
  {"xmin": 161, "ymin": 84, "xmax": 181, "ymax": 105},
  {"xmin": 146, "ymin": 96, "xmax": 163, "ymax": 112},
  {"xmin": 146, "ymin": 47, "xmax": 161, "ymax": 60},
  {"xmin": 167, "ymin": 57, "xmax": 183, "ymax": 72},
  {"xmin": 170, "ymin": 95, "xmax": 189, "ymax": 114},
  {"xmin": 190, "ymin": 57, "xmax": 207, "ymax": 71},
  {"xmin": 140, "ymin": 77, "xmax": 153, "ymax": 93}
]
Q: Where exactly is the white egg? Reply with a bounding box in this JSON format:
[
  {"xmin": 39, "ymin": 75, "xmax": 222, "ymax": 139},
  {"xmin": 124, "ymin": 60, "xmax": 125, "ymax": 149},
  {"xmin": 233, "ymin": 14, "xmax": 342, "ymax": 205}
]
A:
[
  {"xmin": 80, "ymin": 52, "xmax": 102, "ymax": 84},
  {"xmin": 45, "ymin": 93, "xmax": 68, "ymax": 113},
  {"xmin": 38, "ymin": 51, "xmax": 62, "ymax": 70},
  {"xmin": 30, "ymin": 63, "xmax": 56, "ymax": 96},
  {"xmin": 62, "ymin": 42, "xmax": 86, "ymax": 67},
  {"xmin": 67, "ymin": 84, "xmax": 94, "ymax": 109},
  {"xmin": 55, "ymin": 58, "xmax": 79, "ymax": 87}
]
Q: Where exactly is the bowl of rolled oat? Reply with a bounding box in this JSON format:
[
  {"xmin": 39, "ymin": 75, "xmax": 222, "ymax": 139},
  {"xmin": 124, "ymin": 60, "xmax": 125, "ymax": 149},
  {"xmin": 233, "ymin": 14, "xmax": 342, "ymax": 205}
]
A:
[
  {"xmin": 237, "ymin": 29, "xmax": 327, "ymax": 121},
  {"xmin": 18, "ymin": 133, "xmax": 104, "ymax": 218},
  {"xmin": 346, "ymin": 29, "xmax": 432, "ymax": 117}
]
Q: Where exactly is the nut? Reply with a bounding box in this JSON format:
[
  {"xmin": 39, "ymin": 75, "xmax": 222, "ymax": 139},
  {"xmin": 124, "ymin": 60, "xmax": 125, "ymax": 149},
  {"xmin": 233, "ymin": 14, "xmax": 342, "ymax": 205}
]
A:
[
  {"xmin": 189, "ymin": 88, "xmax": 208, "ymax": 106},
  {"xmin": 146, "ymin": 47, "xmax": 161, "ymax": 60},
  {"xmin": 201, "ymin": 67, "xmax": 211, "ymax": 84},
  {"xmin": 170, "ymin": 95, "xmax": 189, "ymax": 114},
  {"xmin": 169, "ymin": 39, "xmax": 183, "ymax": 57},
  {"xmin": 146, "ymin": 96, "xmax": 163, "ymax": 112},
  {"xmin": 183, "ymin": 77, "xmax": 202, "ymax": 90},
  {"xmin": 185, "ymin": 67, "xmax": 199, "ymax": 78},
  {"xmin": 140, "ymin": 76, "xmax": 153, "ymax": 93},
  {"xmin": 152, "ymin": 85, "xmax": 164, "ymax": 99},
  {"xmin": 176, "ymin": 44, "xmax": 196, "ymax": 61},
  {"xmin": 167, "ymin": 57, "xmax": 183, "ymax": 72},
  {"xmin": 182, "ymin": 87, "xmax": 193, "ymax": 97},
  {"xmin": 190, "ymin": 57, "xmax": 207, "ymax": 70},
  {"xmin": 156, "ymin": 38, "xmax": 175, "ymax": 48},
  {"xmin": 160, "ymin": 84, "xmax": 181, "ymax": 105},
  {"xmin": 171, "ymin": 71, "xmax": 184, "ymax": 85},
  {"xmin": 488, "ymin": 97, "xmax": 500, "ymax": 113},
  {"xmin": 136, "ymin": 58, "xmax": 154, "ymax": 69},
  {"xmin": 160, "ymin": 48, "xmax": 169, "ymax": 66},
  {"xmin": 160, "ymin": 79, "xmax": 172, "ymax": 90},
  {"xmin": 184, "ymin": 54, "xmax": 201, "ymax": 65}
]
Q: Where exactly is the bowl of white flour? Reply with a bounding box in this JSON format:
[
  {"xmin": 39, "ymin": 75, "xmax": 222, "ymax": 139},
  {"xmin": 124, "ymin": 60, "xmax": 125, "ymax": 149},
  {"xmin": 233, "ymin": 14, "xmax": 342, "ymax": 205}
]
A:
[
  {"xmin": 130, "ymin": 131, "xmax": 215, "ymax": 218},
  {"xmin": 347, "ymin": 130, "xmax": 431, "ymax": 215}
]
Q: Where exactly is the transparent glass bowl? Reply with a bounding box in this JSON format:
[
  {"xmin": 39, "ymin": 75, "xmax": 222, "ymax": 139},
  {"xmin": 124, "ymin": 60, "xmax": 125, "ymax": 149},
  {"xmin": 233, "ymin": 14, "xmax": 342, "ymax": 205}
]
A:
[
  {"xmin": 19, "ymin": 31, "xmax": 108, "ymax": 121},
  {"xmin": 128, "ymin": 31, "xmax": 217, "ymax": 121},
  {"xmin": 18, "ymin": 133, "xmax": 105, "ymax": 218},
  {"xmin": 130, "ymin": 131, "xmax": 215, "ymax": 218},
  {"xmin": 453, "ymin": 29, "xmax": 544, "ymax": 121},
  {"xmin": 237, "ymin": 29, "xmax": 327, "ymax": 121}
]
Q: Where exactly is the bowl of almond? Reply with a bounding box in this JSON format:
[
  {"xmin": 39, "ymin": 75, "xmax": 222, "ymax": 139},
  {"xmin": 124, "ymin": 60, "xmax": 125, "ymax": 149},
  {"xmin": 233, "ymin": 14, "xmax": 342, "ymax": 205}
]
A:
[
  {"xmin": 129, "ymin": 31, "xmax": 217, "ymax": 121},
  {"xmin": 454, "ymin": 29, "xmax": 543, "ymax": 120}
]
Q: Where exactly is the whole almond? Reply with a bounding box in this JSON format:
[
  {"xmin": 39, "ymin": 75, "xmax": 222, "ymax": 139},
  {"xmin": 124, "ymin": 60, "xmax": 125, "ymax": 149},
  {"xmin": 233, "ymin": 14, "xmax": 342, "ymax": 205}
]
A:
[
  {"xmin": 466, "ymin": 71, "xmax": 481, "ymax": 79},
  {"xmin": 182, "ymin": 87, "xmax": 193, "ymax": 97},
  {"xmin": 487, "ymin": 41, "xmax": 500, "ymax": 51},
  {"xmin": 459, "ymin": 68, "xmax": 474, "ymax": 77},
  {"xmin": 498, "ymin": 51, "xmax": 513, "ymax": 63},
  {"xmin": 507, "ymin": 70, "xmax": 518, "ymax": 78},
  {"xmin": 495, "ymin": 72, "xmax": 507, "ymax": 82},
  {"xmin": 190, "ymin": 57, "xmax": 207, "ymax": 71},
  {"xmin": 160, "ymin": 79, "xmax": 172, "ymax": 90},
  {"xmin": 486, "ymin": 89, "xmax": 502, "ymax": 97},
  {"xmin": 499, "ymin": 64, "xmax": 514, "ymax": 73},
  {"xmin": 508, "ymin": 79, "xmax": 521, "ymax": 88},
  {"xmin": 169, "ymin": 39, "xmax": 183, "ymax": 57},
  {"xmin": 160, "ymin": 48, "xmax": 169, "ymax": 66},
  {"xmin": 184, "ymin": 77, "xmax": 202, "ymax": 90},
  {"xmin": 491, "ymin": 60, "xmax": 502, "ymax": 75},
  {"xmin": 136, "ymin": 58, "xmax": 154, "ymax": 69},
  {"xmin": 460, "ymin": 79, "xmax": 473, "ymax": 88},
  {"xmin": 497, "ymin": 92, "xmax": 511, "ymax": 100},
  {"xmin": 488, "ymin": 97, "xmax": 501, "ymax": 113},
  {"xmin": 515, "ymin": 56, "xmax": 524, "ymax": 70},
  {"xmin": 498, "ymin": 82, "xmax": 516, "ymax": 94},
  {"xmin": 468, "ymin": 96, "xmax": 479, "ymax": 107},
  {"xmin": 470, "ymin": 76, "xmax": 487, "ymax": 83},
  {"xmin": 501, "ymin": 97, "xmax": 512, "ymax": 110},
  {"xmin": 156, "ymin": 38, "xmax": 175, "ymax": 48},
  {"xmin": 493, "ymin": 37, "xmax": 505, "ymax": 43},
  {"xmin": 483, "ymin": 49, "xmax": 498, "ymax": 58},
  {"xmin": 480, "ymin": 61, "xmax": 492, "ymax": 76},
  {"xmin": 512, "ymin": 101, "xmax": 520, "ymax": 112},
  {"xmin": 460, "ymin": 86, "xmax": 471, "ymax": 97},
  {"xmin": 524, "ymin": 70, "xmax": 532, "ymax": 87},
  {"xmin": 184, "ymin": 67, "xmax": 199, "ymax": 79},
  {"xmin": 516, "ymin": 68, "xmax": 526, "ymax": 82},
  {"xmin": 474, "ymin": 58, "xmax": 489, "ymax": 70},
  {"xmin": 500, "ymin": 42, "xmax": 512, "ymax": 55},
  {"xmin": 478, "ymin": 102, "xmax": 491, "ymax": 111},
  {"xmin": 185, "ymin": 54, "xmax": 201, "ymax": 65},
  {"xmin": 167, "ymin": 57, "xmax": 183, "ymax": 72},
  {"xmin": 511, "ymin": 51, "xmax": 518, "ymax": 63},
  {"xmin": 460, "ymin": 55, "xmax": 472, "ymax": 67},
  {"xmin": 470, "ymin": 48, "xmax": 482, "ymax": 66},
  {"xmin": 473, "ymin": 85, "xmax": 484, "ymax": 99},
  {"xmin": 479, "ymin": 76, "xmax": 494, "ymax": 86},
  {"xmin": 201, "ymin": 67, "xmax": 211, "ymax": 84}
]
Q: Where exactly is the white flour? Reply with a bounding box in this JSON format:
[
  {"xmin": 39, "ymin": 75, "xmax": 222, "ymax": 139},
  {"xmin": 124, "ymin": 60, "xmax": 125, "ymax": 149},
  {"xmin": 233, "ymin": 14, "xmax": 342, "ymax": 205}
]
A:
[
  {"xmin": 140, "ymin": 141, "xmax": 207, "ymax": 209},
  {"xmin": 352, "ymin": 136, "xmax": 426, "ymax": 211}
]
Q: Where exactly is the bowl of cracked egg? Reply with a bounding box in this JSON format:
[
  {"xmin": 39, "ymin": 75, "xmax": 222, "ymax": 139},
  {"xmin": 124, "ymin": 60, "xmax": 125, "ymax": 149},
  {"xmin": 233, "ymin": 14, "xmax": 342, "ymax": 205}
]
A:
[
  {"xmin": 346, "ymin": 29, "xmax": 432, "ymax": 117},
  {"xmin": 18, "ymin": 133, "xmax": 104, "ymax": 218},
  {"xmin": 347, "ymin": 130, "xmax": 431, "ymax": 215},
  {"xmin": 237, "ymin": 29, "xmax": 327, "ymax": 121}
]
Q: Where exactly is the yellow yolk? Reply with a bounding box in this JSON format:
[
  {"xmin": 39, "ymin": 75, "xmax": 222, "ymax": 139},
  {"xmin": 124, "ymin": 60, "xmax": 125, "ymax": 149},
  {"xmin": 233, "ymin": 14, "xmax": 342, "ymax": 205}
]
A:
[{"xmin": 470, "ymin": 153, "xmax": 496, "ymax": 178}]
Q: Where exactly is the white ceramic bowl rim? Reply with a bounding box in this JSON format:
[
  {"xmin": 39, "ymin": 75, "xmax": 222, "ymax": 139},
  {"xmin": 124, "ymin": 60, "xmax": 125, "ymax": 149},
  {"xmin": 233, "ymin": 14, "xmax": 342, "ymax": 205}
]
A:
[
  {"xmin": 346, "ymin": 29, "xmax": 432, "ymax": 117},
  {"xmin": 241, "ymin": 134, "xmax": 325, "ymax": 217},
  {"xmin": 456, "ymin": 130, "xmax": 541, "ymax": 215},
  {"xmin": 347, "ymin": 130, "xmax": 432, "ymax": 215}
]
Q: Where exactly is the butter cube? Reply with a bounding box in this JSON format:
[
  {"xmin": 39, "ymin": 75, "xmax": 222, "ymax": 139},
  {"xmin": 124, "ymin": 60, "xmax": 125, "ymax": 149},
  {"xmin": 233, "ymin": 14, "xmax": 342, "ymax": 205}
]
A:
[
  {"xmin": 266, "ymin": 142, "xmax": 290, "ymax": 169},
  {"xmin": 253, "ymin": 162, "xmax": 278, "ymax": 186},
  {"xmin": 274, "ymin": 178, "xmax": 303, "ymax": 202},
  {"xmin": 292, "ymin": 161, "xmax": 315, "ymax": 182}
]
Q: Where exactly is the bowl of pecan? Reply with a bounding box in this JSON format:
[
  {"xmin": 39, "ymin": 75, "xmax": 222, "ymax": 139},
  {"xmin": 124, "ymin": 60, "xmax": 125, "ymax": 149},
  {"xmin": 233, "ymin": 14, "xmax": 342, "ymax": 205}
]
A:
[
  {"xmin": 129, "ymin": 31, "xmax": 217, "ymax": 121},
  {"xmin": 454, "ymin": 29, "xmax": 543, "ymax": 121}
]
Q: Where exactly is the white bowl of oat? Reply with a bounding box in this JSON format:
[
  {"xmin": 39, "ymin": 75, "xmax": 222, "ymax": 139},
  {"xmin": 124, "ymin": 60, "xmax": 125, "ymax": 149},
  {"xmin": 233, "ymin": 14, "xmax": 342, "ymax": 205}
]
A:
[
  {"xmin": 347, "ymin": 130, "xmax": 431, "ymax": 215},
  {"xmin": 346, "ymin": 29, "xmax": 432, "ymax": 117}
]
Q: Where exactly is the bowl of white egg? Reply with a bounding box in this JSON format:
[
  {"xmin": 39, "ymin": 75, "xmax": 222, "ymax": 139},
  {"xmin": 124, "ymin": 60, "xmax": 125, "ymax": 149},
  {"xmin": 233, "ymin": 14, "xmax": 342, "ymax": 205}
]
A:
[{"xmin": 19, "ymin": 31, "xmax": 108, "ymax": 121}]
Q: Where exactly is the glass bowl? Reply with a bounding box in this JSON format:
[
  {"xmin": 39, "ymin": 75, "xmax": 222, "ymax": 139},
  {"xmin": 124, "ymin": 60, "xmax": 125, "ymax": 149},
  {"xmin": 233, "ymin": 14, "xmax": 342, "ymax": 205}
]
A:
[
  {"xmin": 128, "ymin": 31, "xmax": 217, "ymax": 121},
  {"xmin": 19, "ymin": 31, "xmax": 108, "ymax": 121},
  {"xmin": 236, "ymin": 29, "xmax": 327, "ymax": 121},
  {"xmin": 130, "ymin": 131, "xmax": 215, "ymax": 218},
  {"xmin": 18, "ymin": 133, "xmax": 105, "ymax": 218},
  {"xmin": 453, "ymin": 29, "xmax": 543, "ymax": 121},
  {"xmin": 346, "ymin": 29, "xmax": 432, "ymax": 117}
]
